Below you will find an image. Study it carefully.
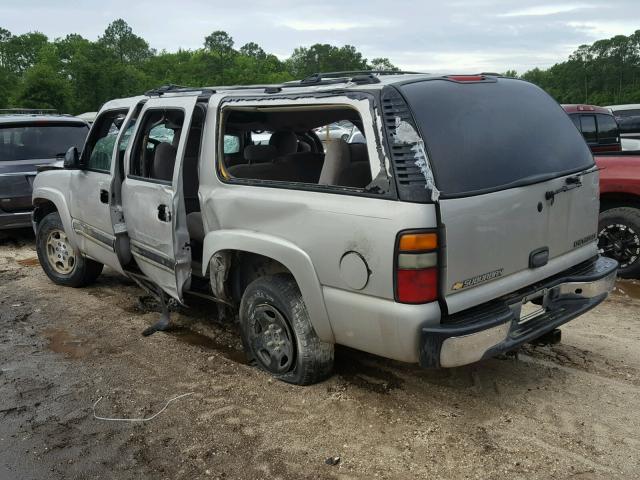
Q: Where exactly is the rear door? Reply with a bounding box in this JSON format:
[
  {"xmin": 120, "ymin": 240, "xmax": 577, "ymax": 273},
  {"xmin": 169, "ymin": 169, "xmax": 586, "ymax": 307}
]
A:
[
  {"xmin": 121, "ymin": 96, "xmax": 197, "ymax": 301},
  {"xmin": 397, "ymin": 77, "xmax": 598, "ymax": 313}
]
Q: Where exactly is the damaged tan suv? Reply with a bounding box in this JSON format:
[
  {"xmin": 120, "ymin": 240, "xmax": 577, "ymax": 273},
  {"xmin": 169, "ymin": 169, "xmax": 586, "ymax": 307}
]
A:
[{"xmin": 32, "ymin": 72, "xmax": 617, "ymax": 385}]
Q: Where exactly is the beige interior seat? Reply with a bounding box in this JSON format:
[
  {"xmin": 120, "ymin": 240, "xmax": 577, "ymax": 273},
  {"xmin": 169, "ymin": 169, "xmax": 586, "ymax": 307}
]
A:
[
  {"xmin": 151, "ymin": 142, "xmax": 177, "ymax": 181},
  {"xmin": 318, "ymin": 138, "xmax": 350, "ymax": 185}
]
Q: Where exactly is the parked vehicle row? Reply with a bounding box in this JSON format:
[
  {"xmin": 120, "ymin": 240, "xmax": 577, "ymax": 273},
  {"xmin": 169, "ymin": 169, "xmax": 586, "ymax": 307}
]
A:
[
  {"xmin": 29, "ymin": 72, "xmax": 617, "ymax": 385},
  {"xmin": 562, "ymin": 104, "xmax": 621, "ymax": 153},
  {"xmin": 562, "ymin": 103, "xmax": 640, "ymax": 278},
  {"xmin": 0, "ymin": 113, "xmax": 89, "ymax": 229},
  {"xmin": 606, "ymin": 103, "xmax": 640, "ymax": 140}
]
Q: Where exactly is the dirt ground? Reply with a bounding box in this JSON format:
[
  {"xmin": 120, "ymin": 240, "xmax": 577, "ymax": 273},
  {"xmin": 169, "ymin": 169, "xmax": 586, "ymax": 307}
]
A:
[{"xmin": 1, "ymin": 230, "xmax": 639, "ymax": 480}]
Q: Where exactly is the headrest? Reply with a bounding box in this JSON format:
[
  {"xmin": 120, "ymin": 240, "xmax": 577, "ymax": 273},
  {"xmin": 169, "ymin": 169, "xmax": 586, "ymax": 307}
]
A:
[
  {"xmin": 269, "ymin": 131, "xmax": 298, "ymax": 156},
  {"xmin": 326, "ymin": 138, "xmax": 350, "ymax": 159},
  {"xmin": 298, "ymin": 140, "xmax": 311, "ymax": 152},
  {"xmin": 318, "ymin": 138, "xmax": 350, "ymax": 185},
  {"xmin": 348, "ymin": 143, "xmax": 369, "ymax": 163},
  {"xmin": 164, "ymin": 111, "xmax": 184, "ymax": 130},
  {"xmin": 244, "ymin": 144, "xmax": 277, "ymax": 163},
  {"xmin": 152, "ymin": 142, "xmax": 177, "ymax": 181}
]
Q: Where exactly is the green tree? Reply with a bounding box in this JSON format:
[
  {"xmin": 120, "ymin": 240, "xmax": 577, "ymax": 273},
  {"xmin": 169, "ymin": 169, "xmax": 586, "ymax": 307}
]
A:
[
  {"xmin": 99, "ymin": 19, "xmax": 152, "ymax": 64},
  {"xmin": 204, "ymin": 31, "xmax": 234, "ymax": 56},
  {"xmin": 1, "ymin": 31, "xmax": 48, "ymax": 74},
  {"xmin": 0, "ymin": 66, "xmax": 11, "ymax": 107},
  {"xmin": 0, "ymin": 27, "xmax": 11, "ymax": 68},
  {"xmin": 239, "ymin": 42, "xmax": 266, "ymax": 60},
  {"xmin": 203, "ymin": 30, "xmax": 236, "ymax": 84},
  {"xmin": 368, "ymin": 57, "xmax": 399, "ymax": 71},
  {"xmin": 14, "ymin": 62, "xmax": 71, "ymax": 111},
  {"xmin": 522, "ymin": 29, "xmax": 640, "ymax": 105},
  {"xmin": 287, "ymin": 44, "xmax": 369, "ymax": 77}
]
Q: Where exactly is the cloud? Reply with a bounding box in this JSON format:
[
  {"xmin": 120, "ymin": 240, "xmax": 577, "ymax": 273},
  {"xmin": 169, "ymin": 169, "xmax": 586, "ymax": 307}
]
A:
[
  {"xmin": 499, "ymin": 3, "xmax": 599, "ymax": 17},
  {"xmin": 280, "ymin": 19, "xmax": 395, "ymax": 31},
  {"xmin": 566, "ymin": 20, "xmax": 638, "ymax": 38}
]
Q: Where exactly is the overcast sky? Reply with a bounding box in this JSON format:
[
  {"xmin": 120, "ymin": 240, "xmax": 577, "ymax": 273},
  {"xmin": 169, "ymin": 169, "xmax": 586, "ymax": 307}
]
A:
[{"xmin": 1, "ymin": 0, "xmax": 638, "ymax": 74}]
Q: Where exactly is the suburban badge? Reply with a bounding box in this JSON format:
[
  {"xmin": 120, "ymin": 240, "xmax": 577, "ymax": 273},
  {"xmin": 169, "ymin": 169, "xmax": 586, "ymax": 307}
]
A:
[{"xmin": 452, "ymin": 268, "xmax": 504, "ymax": 291}]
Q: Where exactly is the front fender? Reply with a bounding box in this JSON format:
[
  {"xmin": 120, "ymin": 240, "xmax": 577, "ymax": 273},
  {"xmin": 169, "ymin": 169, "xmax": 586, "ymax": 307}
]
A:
[
  {"xmin": 32, "ymin": 185, "xmax": 78, "ymax": 249},
  {"xmin": 202, "ymin": 229, "xmax": 334, "ymax": 343}
]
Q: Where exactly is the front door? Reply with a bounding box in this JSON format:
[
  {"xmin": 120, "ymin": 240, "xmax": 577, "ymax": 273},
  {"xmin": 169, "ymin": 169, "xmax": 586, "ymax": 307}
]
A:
[
  {"xmin": 69, "ymin": 108, "xmax": 134, "ymax": 271},
  {"xmin": 121, "ymin": 96, "xmax": 197, "ymax": 301}
]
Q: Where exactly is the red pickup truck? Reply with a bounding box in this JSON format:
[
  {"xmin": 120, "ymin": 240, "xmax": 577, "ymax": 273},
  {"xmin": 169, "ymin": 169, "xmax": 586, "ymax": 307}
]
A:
[
  {"xmin": 562, "ymin": 104, "xmax": 640, "ymax": 278},
  {"xmin": 596, "ymin": 153, "xmax": 640, "ymax": 278}
]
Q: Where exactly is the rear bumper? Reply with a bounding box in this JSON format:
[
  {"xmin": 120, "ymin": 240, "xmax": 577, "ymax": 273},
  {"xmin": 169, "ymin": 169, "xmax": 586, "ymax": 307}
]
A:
[
  {"xmin": 419, "ymin": 256, "xmax": 618, "ymax": 368},
  {"xmin": 0, "ymin": 210, "xmax": 32, "ymax": 230}
]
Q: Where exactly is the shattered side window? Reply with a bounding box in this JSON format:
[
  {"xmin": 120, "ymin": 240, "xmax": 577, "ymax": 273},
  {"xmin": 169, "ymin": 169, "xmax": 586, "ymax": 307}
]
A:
[
  {"xmin": 149, "ymin": 125, "xmax": 175, "ymax": 145},
  {"xmin": 85, "ymin": 111, "xmax": 128, "ymax": 171},
  {"xmin": 224, "ymin": 135, "xmax": 240, "ymax": 154}
]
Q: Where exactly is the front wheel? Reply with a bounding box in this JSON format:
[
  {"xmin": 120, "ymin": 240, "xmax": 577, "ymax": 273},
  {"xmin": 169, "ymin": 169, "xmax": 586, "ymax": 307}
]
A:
[
  {"xmin": 239, "ymin": 274, "xmax": 334, "ymax": 385},
  {"xmin": 36, "ymin": 212, "xmax": 103, "ymax": 287},
  {"xmin": 598, "ymin": 207, "xmax": 640, "ymax": 278}
]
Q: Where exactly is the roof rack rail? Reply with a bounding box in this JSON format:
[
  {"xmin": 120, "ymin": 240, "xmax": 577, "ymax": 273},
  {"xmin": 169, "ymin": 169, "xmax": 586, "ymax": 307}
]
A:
[
  {"xmin": 145, "ymin": 84, "xmax": 217, "ymax": 97},
  {"xmin": 300, "ymin": 70, "xmax": 423, "ymax": 85},
  {"xmin": 0, "ymin": 108, "xmax": 59, "ymax": 115},
  {"xmin": 143, "ymin": 70, "xmax": 426, "ymax": 98}
]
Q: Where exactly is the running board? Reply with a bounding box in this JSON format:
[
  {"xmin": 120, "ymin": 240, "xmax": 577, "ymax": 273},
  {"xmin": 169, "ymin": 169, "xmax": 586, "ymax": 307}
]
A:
[{"xmin": 124, "ymin": 269, "xmax": 233, "ymax": 307}]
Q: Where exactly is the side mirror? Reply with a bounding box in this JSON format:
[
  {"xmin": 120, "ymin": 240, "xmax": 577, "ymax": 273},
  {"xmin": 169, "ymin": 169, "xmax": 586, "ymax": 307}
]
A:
[{"xmin": 63, "ymin": 146, "xmax": 80, "ymax": 169}]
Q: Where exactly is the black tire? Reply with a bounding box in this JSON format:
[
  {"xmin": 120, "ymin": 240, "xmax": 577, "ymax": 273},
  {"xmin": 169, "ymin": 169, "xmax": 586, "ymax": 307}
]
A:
[
  {"xmin": 598, "ymin": 207, "xmax": 640, "ymax": 278},
  {"xmin": 36, "ymin": 212, "xmax": 103, "ymax": 287},
  {"xmin": 239, "ymin": 274, "xmax": 334, "ymax": 385}
]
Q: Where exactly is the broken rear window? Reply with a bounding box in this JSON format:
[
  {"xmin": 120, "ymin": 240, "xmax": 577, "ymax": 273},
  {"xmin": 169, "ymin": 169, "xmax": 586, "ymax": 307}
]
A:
[
  {"xmin": 398, "ymin": 78, "xmax": 594, "ymax": 198},
  {"xmin": 219, "ymin": 105, "xmax": 373, "ymax": 191}
]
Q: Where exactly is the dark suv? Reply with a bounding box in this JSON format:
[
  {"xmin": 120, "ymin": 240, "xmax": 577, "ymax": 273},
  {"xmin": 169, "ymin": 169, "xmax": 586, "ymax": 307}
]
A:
[
  {"xmin": 0, "ymin": 112, "xmax": 89, "ymax": 229},
  {"xmin": 562, "ymin": 104, "xmax": 621, "ymax": 153}
]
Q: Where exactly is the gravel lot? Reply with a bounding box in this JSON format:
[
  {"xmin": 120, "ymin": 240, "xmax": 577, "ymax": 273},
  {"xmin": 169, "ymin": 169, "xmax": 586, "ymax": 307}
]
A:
[{"xmin": 1, "ymin": 229, "xmax": 639, "ymax": 479}]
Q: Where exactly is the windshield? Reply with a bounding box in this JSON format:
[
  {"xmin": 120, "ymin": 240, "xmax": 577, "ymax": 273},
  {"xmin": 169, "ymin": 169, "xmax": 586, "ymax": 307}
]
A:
[
  {"xmin": 399, "ymin": 78, "xmax": 594, "ymax": 197},
  {"xmin": 0, "ymin": 123, "xmax": 89, "ymax": 161}
]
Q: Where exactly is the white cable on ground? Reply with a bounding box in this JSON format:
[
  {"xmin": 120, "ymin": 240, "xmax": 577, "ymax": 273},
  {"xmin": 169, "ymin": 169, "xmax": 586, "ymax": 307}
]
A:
[{"xmin": 92, "ymin": 392, "xmax": 194, "ymax": 422}]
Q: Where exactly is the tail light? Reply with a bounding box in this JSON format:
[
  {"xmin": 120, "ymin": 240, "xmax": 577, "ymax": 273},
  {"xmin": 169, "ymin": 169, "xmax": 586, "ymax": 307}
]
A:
[{"xmin": 395, "ymin": 231, "xmax": 439, "ymax": 304}]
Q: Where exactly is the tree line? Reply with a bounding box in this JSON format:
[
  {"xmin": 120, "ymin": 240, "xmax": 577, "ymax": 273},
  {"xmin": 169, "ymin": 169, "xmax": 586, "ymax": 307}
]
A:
[
  {"xmin": 0, "ymin": 19, "xmax": 397, "ymax": 114},
  {"xmin": 0, "ymin": 19, "xmax": 639, "ymax": 114},
  {"xmin": 521, "ymin": 30, "xmax": 640, "ymax": 106}
]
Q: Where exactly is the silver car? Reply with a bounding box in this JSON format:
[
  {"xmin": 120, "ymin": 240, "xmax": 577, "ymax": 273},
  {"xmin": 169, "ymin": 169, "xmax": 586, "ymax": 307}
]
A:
[
  {"xmin": 32, "ymin": 73, "xmax": 617, "ymax": 385},
  {"xmin": 314, "ymin": 123, "xmax": 352, "ymax": 142}
]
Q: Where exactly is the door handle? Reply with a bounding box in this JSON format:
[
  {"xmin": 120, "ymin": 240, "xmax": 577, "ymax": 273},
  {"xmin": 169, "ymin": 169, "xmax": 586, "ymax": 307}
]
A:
[
  {"xmin": 100, "ymin": 189, "xmax": 109, "ymax": 204},
  {"xmin": 157, "ymin": 204, "xmax": 171, "ymax": 222}
]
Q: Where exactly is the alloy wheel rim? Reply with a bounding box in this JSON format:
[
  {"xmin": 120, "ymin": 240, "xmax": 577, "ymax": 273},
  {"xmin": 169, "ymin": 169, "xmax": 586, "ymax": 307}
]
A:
[
  {"xmin": 598, "ymin": 223, "xmax": 640, "ymax": 269},
  {"xmin": 249, "ymin": 304, "xmax": 295, "ymax": 374},
  {"xmin": 46, "ymin": 229, "xmax": 76, "ymax": 275}
]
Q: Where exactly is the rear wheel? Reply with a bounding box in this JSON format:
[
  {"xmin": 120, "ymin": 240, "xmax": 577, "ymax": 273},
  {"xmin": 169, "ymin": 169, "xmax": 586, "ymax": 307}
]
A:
[
  {"xmin": 239, "ymin": 274, "xmax": 334, "ymax": 385},
  {"xmin": 598, "ymin": 207, "xmax": 640, "ymax": 278},
  {"xmin": 36, "ymin": 212, "xmax": 103, "ymax": 287}
]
